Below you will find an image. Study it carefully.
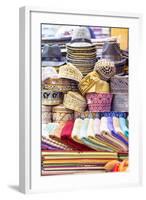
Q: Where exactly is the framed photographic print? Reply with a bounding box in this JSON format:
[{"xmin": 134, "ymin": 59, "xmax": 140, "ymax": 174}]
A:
[{"xmin": 19, "ymin": 6, "xmax": 142, "ymax": 193}]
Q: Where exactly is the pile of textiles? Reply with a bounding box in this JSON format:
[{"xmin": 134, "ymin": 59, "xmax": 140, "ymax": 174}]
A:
[
  {"xmin": 41, "ymin": 112, "xmax": 128, "ymax": 175},
  {"xmin": 42, "ymin": 151, "xmax": 118, "ymax": 175}
]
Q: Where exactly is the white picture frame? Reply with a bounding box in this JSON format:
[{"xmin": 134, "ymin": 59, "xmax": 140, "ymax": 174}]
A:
[{"xmin": 19, "ymin": 6, "xmax": 143, "ymax": 194}]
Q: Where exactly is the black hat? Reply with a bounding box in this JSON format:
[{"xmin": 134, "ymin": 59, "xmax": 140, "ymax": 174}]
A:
[{"xmin": 102, "ymin": 40, "xmax": 127, "ymax": 73}]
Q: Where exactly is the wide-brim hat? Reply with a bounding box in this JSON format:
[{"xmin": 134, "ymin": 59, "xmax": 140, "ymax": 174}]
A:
[
  {"xmin": 67, "ymin": 42, "xmax": 96, "ymax": 48},
  {"xmin": 42, "ymin": 44, "xmax": 66, "ymax": 67},
  {"xmin": 42, "ymin": 59, "xmax": 66, "ymax": 67},
  {"xmin": 102, "ymin": 41, "xmax": 127, "ymax": 67},
  {"xmin": 67, "ymin": 27, "xmax": 96, "ymax": 48}
]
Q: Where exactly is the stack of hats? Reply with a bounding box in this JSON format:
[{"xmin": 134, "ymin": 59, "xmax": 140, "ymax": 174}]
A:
[
  {"xmin": 42, "ymin": 77, "xmax": 78, "ymax": 93},
  {"xmin": 42, "ymin": 105, "xmax": 52, "ymax": 124},
  {"xmin": 52, "ymin": 104, "xmax": 74, "ymax": 123},
  {"xmin": 66, "ymin": 27, "xmax": 97, "ymax": 76},
  {"xmin": 42, "ymin": 63, "xmax": 87, "ymax": 123}
]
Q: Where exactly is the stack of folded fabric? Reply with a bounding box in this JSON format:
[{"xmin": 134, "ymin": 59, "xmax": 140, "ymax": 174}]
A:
[
  {"xmin": 41, "ymin": 151, "xmax": 118, "ymax": 175},
  {"xmin": 41, "ymin": 112, "xmax": 128, "ymax": 175},
  {"xmin": 66, "ymin": 27, "xmax": 97, "ymax": 76}
]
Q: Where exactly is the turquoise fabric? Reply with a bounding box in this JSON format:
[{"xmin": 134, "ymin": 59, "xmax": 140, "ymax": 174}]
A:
[{"xmin": 119, "ymin": 117, "xmax": 129, "ymax": 138}]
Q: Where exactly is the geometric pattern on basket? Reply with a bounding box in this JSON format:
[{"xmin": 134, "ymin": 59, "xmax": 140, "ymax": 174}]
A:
[
  {"xmin": 94, "ymin": 59, "xmax": 116, "ymax": 81},
  {"xmin": 86, "ymin": 93, "xmax": 113, "ymax": 112},
  {"xmin": 110, "ymin": 75, "xmax": 128, "ymax": 93}
]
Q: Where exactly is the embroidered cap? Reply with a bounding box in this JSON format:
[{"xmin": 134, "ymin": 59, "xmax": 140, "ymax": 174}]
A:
[
  {"xmin": 86, "ymin": 93, "xmax": 113, "ymax": 112},
  {"xmin": 63, "ymin": 91, "xmax": 87, "ymax": 112},
  {"xmin": 94, "ymin": 59, "xmax": 116, "ymax": 81},
  {"xmin": 42, "ymin": 90, "xmax": 63, "ymax": 106},
  {"xmin": 59, "ymin": 63, "xmax": 83, "ymax": 82}
]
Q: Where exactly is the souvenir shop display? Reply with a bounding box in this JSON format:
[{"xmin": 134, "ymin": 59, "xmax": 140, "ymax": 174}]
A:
[{"xmin": 41, "ymin": 25, "xmax": 130, "ymax": 176}]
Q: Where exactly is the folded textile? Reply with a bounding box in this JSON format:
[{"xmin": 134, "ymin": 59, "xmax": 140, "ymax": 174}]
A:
[
  {"xmin": 61, "ymin": 120, "xmax": 92, "ymax": 151},
  {"xmin": 112, "ymin": 116, "xmax": 128, "ymax": 141},
  {"xmin": 78, "ymin": 118, "xmax": 113, "ymax": 152},
  {"xmin": 42, "ymin": 136, "xmax": 71, "ymax": 150},
  {"xmin": 107, "ymin": 117, "xmax": 128, "ymax": 146},
  {"xmin": 119, "ymin": 117, "xmax": 129, "ymax": 138},
  {"xmin": 86, "ymin": 118, "xmax": 115, "ymax": 152},
  {"xmin": 100, "ymin": 117, "xmax": 128, "ymax": 152}
]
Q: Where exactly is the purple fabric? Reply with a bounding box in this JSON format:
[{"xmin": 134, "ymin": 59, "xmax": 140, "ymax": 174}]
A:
[
  {"xmin": 41, "ymin": 141, "xmax": 61, "ymax": 150},
  {"xmin": 107, "ymin": 117, "xmax": 128, "ymax": 146}
]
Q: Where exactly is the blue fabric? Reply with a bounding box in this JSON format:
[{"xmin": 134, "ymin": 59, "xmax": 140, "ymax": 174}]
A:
[
  {"xmin": 119, "ymin": 117, "xmax": 129, "ymax": 138},
  {"xmin": 107, "ymin": 117, "xmax": 128, "ymax": 146},
  {"xmin": 100, "ymin": 112, "xmax": 128, "ymax": 118}
]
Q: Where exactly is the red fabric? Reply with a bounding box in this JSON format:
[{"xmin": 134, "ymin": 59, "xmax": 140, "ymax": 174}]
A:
[
  {"xmin": 113, "ymin": 163, "xmax": 120, "ymax": 172},
  {"xmin": 61, "ymin": 120, "xmax": 94, "ymax": 151}
]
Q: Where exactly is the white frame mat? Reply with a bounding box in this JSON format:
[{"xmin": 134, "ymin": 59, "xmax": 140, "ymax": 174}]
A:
[{"xmin": 19, "ymin": 6, "xmax": 143, "ymax": 194}]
